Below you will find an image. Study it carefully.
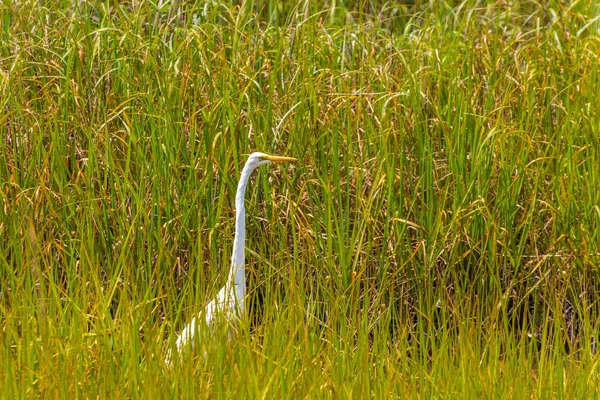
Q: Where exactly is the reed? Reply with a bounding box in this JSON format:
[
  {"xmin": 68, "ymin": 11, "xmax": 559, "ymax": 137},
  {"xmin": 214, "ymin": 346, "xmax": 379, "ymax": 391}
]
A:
[{"xmin": 1, "ymin": 1, "xmax": 599, "ymax": 397}]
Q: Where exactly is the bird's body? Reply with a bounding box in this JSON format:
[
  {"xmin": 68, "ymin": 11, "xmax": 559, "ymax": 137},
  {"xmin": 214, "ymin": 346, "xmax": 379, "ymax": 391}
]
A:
[{"xmin": 165, "ymin": 152, "xmax": 295, "ymax": 365}]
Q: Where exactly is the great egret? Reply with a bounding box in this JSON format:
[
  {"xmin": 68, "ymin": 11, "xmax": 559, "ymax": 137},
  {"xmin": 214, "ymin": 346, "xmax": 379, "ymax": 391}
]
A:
[{"xmin": 165, "ymin": 152, "xmax": 296, "ymax": 365}]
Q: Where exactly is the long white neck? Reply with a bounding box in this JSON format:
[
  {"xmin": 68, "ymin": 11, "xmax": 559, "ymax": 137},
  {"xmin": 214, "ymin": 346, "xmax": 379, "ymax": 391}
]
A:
[{"xmin": 228, "ymin": 160, "xmax": 259, "ymax": 290}]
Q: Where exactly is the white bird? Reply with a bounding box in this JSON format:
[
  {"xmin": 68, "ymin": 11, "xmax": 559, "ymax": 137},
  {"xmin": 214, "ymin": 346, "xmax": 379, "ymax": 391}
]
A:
[{"xmin": 165, "ymin": 152, "xmax": 296, "ymax": 365}]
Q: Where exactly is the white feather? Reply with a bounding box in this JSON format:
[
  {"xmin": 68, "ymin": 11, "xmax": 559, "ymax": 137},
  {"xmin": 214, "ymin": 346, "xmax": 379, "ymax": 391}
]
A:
[{"xmin": 165, "ymin": 152, "xmax": 294, "ymax": 366}]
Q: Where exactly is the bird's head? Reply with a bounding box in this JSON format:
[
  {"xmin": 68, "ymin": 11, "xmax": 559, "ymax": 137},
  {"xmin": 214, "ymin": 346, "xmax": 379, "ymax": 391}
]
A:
[{"xmin": 247, "ymin": 152, "xmax": 297, "ymax": 168}]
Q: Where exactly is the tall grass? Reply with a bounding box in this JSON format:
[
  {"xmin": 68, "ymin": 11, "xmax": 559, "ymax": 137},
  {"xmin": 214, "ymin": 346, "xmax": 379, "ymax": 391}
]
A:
[{"xmin": 1, "ymin": 0, "xmax": 599, "ymax": 397}]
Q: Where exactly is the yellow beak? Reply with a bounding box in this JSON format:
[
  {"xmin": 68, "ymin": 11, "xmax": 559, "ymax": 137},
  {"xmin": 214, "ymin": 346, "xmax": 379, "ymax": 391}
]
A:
[{"xmin": 261, "ymin": 155, "xmax": 297, "ymax": 162}]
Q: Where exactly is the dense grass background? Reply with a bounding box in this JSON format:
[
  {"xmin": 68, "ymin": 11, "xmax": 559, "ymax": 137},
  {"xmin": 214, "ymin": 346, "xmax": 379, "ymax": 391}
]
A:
[{"xmin": 1, "ymin": 0, "xmax": 599, "ymax": 397}]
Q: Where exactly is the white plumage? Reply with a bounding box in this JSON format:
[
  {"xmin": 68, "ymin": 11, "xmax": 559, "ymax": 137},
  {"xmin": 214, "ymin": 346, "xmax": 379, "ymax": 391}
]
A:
[{"xmin": 165, "ymin": 152, "xmax": 296, "ymax": 365}]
